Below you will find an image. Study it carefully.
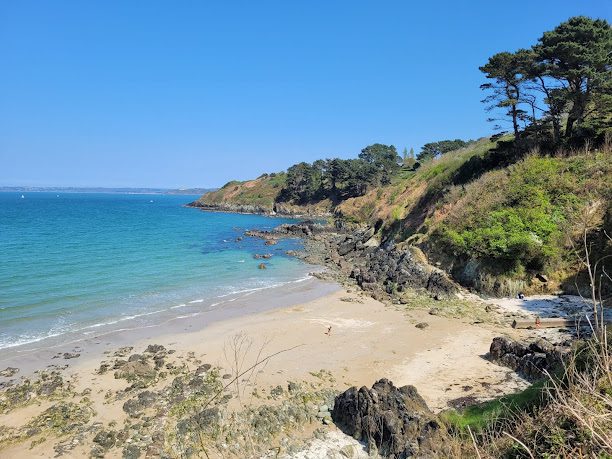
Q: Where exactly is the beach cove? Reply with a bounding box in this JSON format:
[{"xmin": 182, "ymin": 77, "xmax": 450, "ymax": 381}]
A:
[{"xmin": 0, "ymin": 273, "xmax": 537, "ymax": 458}]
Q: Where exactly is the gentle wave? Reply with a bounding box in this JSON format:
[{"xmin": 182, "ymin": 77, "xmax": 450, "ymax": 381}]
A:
[{"xmin": 0, "ymin": 274, "xmax": 315, "ymax": 350}]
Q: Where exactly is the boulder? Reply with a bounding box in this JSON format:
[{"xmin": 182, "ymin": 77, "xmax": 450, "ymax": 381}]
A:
[
  {"xmin": 332, "ymin": 379, "xmax": 450, "ymax": 458},
  {"xmin": 122, "ymin": 390, "xmax": 158, "ymax": 417},
  {"xmin": 93, "ymin": 429, "xmax": 117, "ymax": 449},
  {"xmin": 114, "ymin": 361, "xmax": 156, "ymax": 382},
  {"xmin": 144, "ymin": 344, "xmax": 166, "ymax": 354},
  {"xmin": 0, "ymin": 367, "xmax": 19, "ymax": 378},
  {"xmin": 489, "ymin": 336, "xmax": 564, "ymax": 380}
]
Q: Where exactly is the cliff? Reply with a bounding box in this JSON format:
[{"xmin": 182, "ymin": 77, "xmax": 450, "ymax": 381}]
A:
[{"xmin": 190, "ymin": 139, "xmax": 612, "ymax": 296}]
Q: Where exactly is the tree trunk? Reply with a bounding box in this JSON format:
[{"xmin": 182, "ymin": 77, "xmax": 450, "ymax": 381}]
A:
[{"xmin": 512, "ymin": 104, "xmax": 519, "ymax": 137}]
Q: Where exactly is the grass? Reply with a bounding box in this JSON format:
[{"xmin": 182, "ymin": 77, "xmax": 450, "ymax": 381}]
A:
[
  {"xmin": 441, "ymin": 380, "xmax": 546, "ymax": 433},
  {"xmin": 196, "ymin": 172, "xmax": 287, "ymax": 209},
  {"xmin": 432, "ymin": 149, "xmax": 612, "ymax": 282},
  {"xmin": 336, "ymin": 137, "xmax": 498, "ymax": 227}
]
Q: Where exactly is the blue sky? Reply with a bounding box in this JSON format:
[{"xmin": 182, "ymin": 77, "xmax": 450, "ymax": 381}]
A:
[{"xmin": 1, "ymin": 1, "xmax": 610, "ymax": 188}]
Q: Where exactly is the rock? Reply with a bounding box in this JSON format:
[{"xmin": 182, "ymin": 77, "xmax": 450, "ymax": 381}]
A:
[
  {"xmin": 265, "ymin": 239, "xmax": 278, "ymax": 246},
  {"xmin": 127, "ymin": 354, "xmax": 145, "ymax": 362},
  {"xmin": 258, "ymin": 263, "xmax": 267, "ymax": 270},
  {"xmin": 93, "ymin": 429, "xmax": 116, "ymax": 449},
  {"xmin": 429, "ymin": 308, "xmax": 441, "ymax": 316},
  {"xmin": 114, "ymin": 346, "xmax": 134, "ymax": 357},
  {"xmin": 97, "ymin": 363, "xmax": 110, "ymax": 374},
  {"xmin": 90, "ymin": 444, "xmax": 106, "ymax": 458},
  {"xmin": 153, "ymin": 355, "xmax": 165, "ymax": 370},
  {"xmin": 339, "ymin": 444, "xmax": 357, "ymax": 458},
  {"xmin": 270, "ymin": 385, "xmax": 284, "ymax": 398},
  {"xmin": 144, "ymin": 344, "xmax": 166, "ymax": 354},
  {"xmin": 122, "ymin": 444, "xmax": 141, "ymax": 459},
  {"xmin": 114, "ymin": 361, "xmax": 156, "ymax": 382},
  {"xmin": 0, "ymin": 367, "xmax": 19, "ymax": 378},
  {"xmin": 332, "ymin": 379, "xmax": 450, "ymax": 458},
  {"xmin": 415, "ymin": 322, "xmax": 429, "ymax": 329},
  {"xmin": 62, "ymin": 352, "xmax": 80, "ymax": 359},
  {"xmin": 338, "ymin": 238, "xmax": 356, "ymax": 256},
  {"xmin": 222, "ymin": 373, "xmax": 232, "ymax": 380},
  {"xmin": 123, "ymin": 391, "xmax": 157, "ymax": 417},
  {"xmin": 113, "ymin": 359, "xmax": 128, "ymax": 369},
  {"xmin": 37, "ymin": 373, "xmax": 64, "ymax": 396},
  {"xmin": 195, "ymin": 364, "xmax": 212, "ymax": 375},
  {"xmin": 536, "ymin": 273, "xmax": 549, "ymax": 283},
  {"xmin": 489, "ymin": 336, "xmax": 564, "ymax": 380}
]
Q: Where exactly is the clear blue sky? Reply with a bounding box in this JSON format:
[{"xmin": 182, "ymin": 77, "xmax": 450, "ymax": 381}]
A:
[{"xmin": 1, "ymin": 1, "xmax": 609, "ymax": 188}]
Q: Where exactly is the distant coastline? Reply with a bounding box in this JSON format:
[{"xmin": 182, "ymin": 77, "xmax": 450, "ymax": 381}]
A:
[{"xmin": 0, "ymin": 186, "xmax": 217, "ymax": 195}]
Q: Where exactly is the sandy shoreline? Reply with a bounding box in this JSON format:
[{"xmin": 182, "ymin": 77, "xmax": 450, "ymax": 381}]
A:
[
  {"xmin": 0, "ymin": 277, "xmax": 537, "ymax": 458},
  {"xmin": 0, "ymin": 276, "xmax": 338, "ymax": 380}
]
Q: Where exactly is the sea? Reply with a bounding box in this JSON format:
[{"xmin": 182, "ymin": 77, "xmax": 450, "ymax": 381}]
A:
[{"xmin": 0, "ymin": 192, "xmax": 313, "ymax": 350}]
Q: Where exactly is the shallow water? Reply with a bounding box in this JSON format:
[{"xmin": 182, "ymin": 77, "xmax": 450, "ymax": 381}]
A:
[{"xmin": 0, "ymin": 192, "xmax": 309, "ymax": 349}]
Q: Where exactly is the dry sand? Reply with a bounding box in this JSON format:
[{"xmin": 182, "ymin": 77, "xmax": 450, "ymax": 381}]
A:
[
  {"xmin": 66, "ymin": 286, "xmax": 529, "ymax": 411},
  {"xmin": 0, "ymin": 281, "xmax": 532, "ymax": 458}
]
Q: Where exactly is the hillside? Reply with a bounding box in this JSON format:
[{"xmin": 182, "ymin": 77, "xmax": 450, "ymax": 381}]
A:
[
  {"xmin": 339, "ymin": 140, "xmax": 612, "ymax": 295},
  {"xmin": 190, "ymin": 173, "xmax": 286, "ymax": 214},
  {"xmin": 192, "ymin": 137, "xmax": 611, "ymax": 296},
  {"xmin": 190, "ymin": 172, "xmax": 335, "ymax": 216}
]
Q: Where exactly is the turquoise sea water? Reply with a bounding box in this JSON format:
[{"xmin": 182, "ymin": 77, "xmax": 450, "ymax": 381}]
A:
[{"xmin": 0, "ymin": 192, "xmax": 309, "ymax": 350}]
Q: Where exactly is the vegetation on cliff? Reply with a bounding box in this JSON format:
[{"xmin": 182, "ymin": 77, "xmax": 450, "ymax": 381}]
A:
[
  {"xmin": 191, "ymin": 172, "xmax": 287, "ymax": 211},
  {"xmin": 193, "ymin": 16, "xmax": 611, "ymax": 293}
]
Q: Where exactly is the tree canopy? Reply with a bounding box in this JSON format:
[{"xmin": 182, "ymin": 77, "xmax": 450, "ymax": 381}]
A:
[
  {"xmin": 417, "ymin": 139, "xmax": 472, "ymax": 162},
  {"xmin": 278, "ymin": 144, "xmax": 399, "ymax": 204},
  {"xmin": 480, "ymin": 16, "xmax": 612, "ymax": 144}
]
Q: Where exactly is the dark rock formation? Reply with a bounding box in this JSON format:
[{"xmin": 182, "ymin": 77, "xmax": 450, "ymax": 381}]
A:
[
  {"xmin": 187, "ymin": 201, "xmax": 275, "ymax": 215},
  {"xmin": 489, "ymin": 336, "xmax": 565, "ymax": 380},
  {"xmin": 332, "ymin": 379, "xmax": 451, "ymax": 458},
  {"xmin": 243, "ymin": 220, "xmax": 459, "ymax": 301},
  {"xmin": 123, "ymin": 390, "xmax": 158, "ymax": 417},
  {"xmin": 350, "ymin": 244, "xmax": 458, "ymax": 299}
]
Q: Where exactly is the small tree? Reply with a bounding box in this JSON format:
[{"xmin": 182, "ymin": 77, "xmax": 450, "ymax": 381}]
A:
[
  {"xmin": 417, "ymin": 139, "xmax": 470, "ymax": 162},
  {"xmin": 480, "ymin": 51, "xmax": 531, "ymax": 136}
]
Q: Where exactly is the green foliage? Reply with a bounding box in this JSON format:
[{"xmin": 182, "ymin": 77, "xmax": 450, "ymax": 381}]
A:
[
  {"xmin": 278, "ymin": 143, "xmax": 401, "ymax": 204},
  {"xmin": 358, "ymin": 143, "xmax": 401, "ymax": 185},
  {"xmin": 442, "ymin": 207, "xmax": 559, "ymax": 271},
  {"xmin": 198, "ymin": 173, "xmax": 287, "ymax": 209},
  {"xmin": 417, "ymin": 139, "xmax": 473, "ymax": 162},
  {"xmin": 480, "ymin": 50, "xmax": 532, "ymax": 135},
  {"xmin": 481, "ymin": 16, "xmax": 612, "ymax": 143},
  {"xmin": 435, "ymin": 152, "xmax": 611, "ymax": 275},
  {"xmin": 442, "ymin": 380, "xmax": 546, "ymax": 433}
]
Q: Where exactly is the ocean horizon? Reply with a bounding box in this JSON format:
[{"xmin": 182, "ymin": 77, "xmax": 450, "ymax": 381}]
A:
[{"xmin": 0, "ymin": 192, "xmax": 310, "ymax": 350}]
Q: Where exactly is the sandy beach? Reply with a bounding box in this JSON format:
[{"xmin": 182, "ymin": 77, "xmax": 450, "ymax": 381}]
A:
[{"xmin": 0, "ymin": 276, "xmax": 541, "ymax": 458}]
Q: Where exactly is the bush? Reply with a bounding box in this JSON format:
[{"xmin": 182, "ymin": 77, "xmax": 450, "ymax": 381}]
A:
[{"xmin": 433, "ymin": 152, "xmax": 611, "ymax": 277}]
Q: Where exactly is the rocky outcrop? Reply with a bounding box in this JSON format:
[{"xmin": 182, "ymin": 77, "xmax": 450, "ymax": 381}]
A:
[
  {"xmin": 488, "ymin": 336, "xmax": 566, "ymax": 380},
  {"xmin": 187, "ymin": 201, "xmax": 276, "ymax": 215},
  {"xmin": 332, "ymin": 379, "xmax": 451, "ymax": 458},
  {"xmin": 349, "ymin": 245, "xmax": 458, "ymax": 299},
  {"xmin": 187, "ymin": 201, "xmax": 333, "ymax": 218},
  {"xmin": 243, "ymin": 220, "xmax": 459, "ymax": 301}
]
